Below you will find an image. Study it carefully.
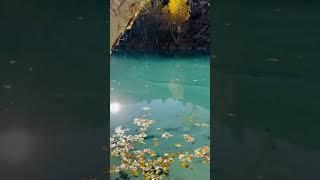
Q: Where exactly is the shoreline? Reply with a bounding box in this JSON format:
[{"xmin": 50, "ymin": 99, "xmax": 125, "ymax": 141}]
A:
[{"xmin": 111, "ymin": 48, "xmax": 210, "ymax": 58}]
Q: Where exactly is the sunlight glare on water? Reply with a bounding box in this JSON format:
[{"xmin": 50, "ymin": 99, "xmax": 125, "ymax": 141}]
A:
[{"xmin": 110, "ymin": 102, "xmax": 121, "ymax": 114}]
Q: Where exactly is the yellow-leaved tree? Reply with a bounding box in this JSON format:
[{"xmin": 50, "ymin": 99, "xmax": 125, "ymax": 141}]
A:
[{"xmin": 162, "ymin": 0, "xmax": 190, "ymax": 44}]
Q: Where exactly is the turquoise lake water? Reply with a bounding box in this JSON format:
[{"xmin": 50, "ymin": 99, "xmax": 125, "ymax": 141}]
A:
[{"xmin": 110, "ymin": 54, "xmax": 210, "ymax": 179}]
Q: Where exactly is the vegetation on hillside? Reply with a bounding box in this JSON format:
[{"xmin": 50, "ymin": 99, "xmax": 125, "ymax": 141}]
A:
[{"xmin": 113, "ymin": 0, "xmax": 210, "ymax": 54}]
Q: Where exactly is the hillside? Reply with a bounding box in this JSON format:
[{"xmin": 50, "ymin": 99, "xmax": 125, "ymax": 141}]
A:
[{"xmin": 113, "ymin": 0, "xmax": 210, "ymax": 54}]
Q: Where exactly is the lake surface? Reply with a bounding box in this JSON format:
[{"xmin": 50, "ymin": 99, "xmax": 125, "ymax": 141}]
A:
[
  {"xmin": 110, "ymin": 54, "xmax": 210, "ymax": 179},
  {"xmin": 213, "ymin": 0, "xmax": 320, "ymax": 179}
]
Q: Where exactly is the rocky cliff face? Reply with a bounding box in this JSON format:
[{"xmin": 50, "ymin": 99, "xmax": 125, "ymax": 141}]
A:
[
  {"xmin": 113, "ymin": 0, "xmax": 210, "ymax": 54},
  {"xmin": 110, "ymin": 0, "xmax": 149, "ymax": 53}
]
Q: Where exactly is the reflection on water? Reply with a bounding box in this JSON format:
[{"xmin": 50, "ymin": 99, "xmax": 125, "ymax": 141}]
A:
[
  {"xmin": 110, "ymin": 102, "xmax": 121, "ymax": 114},
  {"xmin": 110, "ymin": 54, "xmax": 210, "ymax": 179}
]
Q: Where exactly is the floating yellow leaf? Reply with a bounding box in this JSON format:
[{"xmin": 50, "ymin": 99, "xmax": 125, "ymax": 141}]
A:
[
  {"xmin": 132, "ymin": 170, "xmax": 139, "ymax": 177},
  {"xmin": 174, "ymin": 143, "xmax": 182, "ymax": 148},
  {"xmin": 150, "ymin": 152, "xmax": 157, "ymax": 157},
  {"xmin": 183, "ymin": 134, "xmax": 195, "ymax": 143},
  {"xmin": 161, "ymin": 132, "xmax": 173, "ymax": 139},
  {"xmin": 180, "ymin": 161, "xmax": 187, "ymax": 168},
  {"xmin": 203, "ymin": 155, "xmax": 210, "ymax": 164}
]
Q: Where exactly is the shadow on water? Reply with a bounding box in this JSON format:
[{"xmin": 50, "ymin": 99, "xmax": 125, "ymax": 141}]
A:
[
  {"xmin": 110, "ymin": 53, "xmax": 210, "ymax": 110},
  {"xmin": 213, "ymin": 0, "xmax": 320, "ymax": 179}
]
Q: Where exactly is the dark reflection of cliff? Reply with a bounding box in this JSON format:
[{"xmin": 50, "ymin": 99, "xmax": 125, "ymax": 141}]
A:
[{"xmin": 110, "ymin": 53, "xmax": 210, "ymax": 110}]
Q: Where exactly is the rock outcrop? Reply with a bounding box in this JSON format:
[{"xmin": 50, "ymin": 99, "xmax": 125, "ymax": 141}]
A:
[
  {"xmin": 110, "ymin": 0, "xmax": 150, "ymax": 53},
  {"xmin": 113, "ymin": 0, "xmax": 210, "ymax": 54}
]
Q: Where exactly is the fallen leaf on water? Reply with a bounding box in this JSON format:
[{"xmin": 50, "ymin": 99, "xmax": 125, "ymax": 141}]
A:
[
  {"xmin": 161, "ymin": 132, "xmax": 173, "ymax": 139},
  {"xmin": 174, "ymin": 144, "xmax": 182, "ymax": 148},
  {"xmin": 183, "ymin": 134, "xmax": 195, "ymax": 143},
  {"xmin": 132, "ymin": 170, "xmax": 139, "ymax": 177}
]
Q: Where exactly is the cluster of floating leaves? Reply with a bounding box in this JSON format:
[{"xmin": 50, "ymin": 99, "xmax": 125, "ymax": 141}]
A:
[
  {"xmin": 134, "ymin": 118, "xmax": 155, "ymax": 132},
  {"xmin": 109, "ymin": 117, "xmax": 210, "ymax": 180},
  {"xmin": 161, "ymin": 132, "xmax": 173, "ymax": 139},
  {"xmin": 178, "ymin": 152, "xmax": 193, "ymax": 168},
  {"xmin": 194, "ymin": 146, "xmax": 210, "ymax": 164},
  {"xmin": 183, "ymin": 134, "xmax": 195, "ymax": 143}
]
